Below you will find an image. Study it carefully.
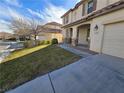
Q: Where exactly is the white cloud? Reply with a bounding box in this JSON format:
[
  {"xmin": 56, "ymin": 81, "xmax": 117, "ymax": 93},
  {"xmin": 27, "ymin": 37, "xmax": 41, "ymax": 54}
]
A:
[
  {"xmin": 0, "ymin": 2, "xmax": 22, "ymax": 19},
  {"xmin": 0, "ymin": 4, "xmax": 10, "ymax": 17},
  {"xmin": 27, "ymin": 9, "xmax": 44, "ymax": 19},
  {"xmin": 76, "ymin": 0, "xmax": 81, "ymax": 3},
  {"xmin": 0, "ymin": 20, "xmax": 10, "ymax": 25},
  {"xmin": 0, "ymin": 6, "xmax": 43, "ymax": 32},
  {"xmin": 64, "ymin": 0, "xmax": 81, "ymax": 9},
  {"xmin": 8, "ymin": 7, "xmax": 24, "ymax": 19},
  {"xmin": 4, "ymin": 0, "xmax": 22, "ymax": 7},
  {"xmin": 0, "ymin": 19, "xmax": 12, "ymax": 32},
  {"xmin": 0, "ymin": 0, "xmax": 67, "ymax": 33},
  {"xmin": 0, "ymin": 6, "xmax": 26, "ymax": 33},
  {"xmin": 28, "ymin": 4, "xmax": 67, "ymax": 24},
  {"xmin": 42, "ymin": 4, "xmax": 67, "ymax": 23}
]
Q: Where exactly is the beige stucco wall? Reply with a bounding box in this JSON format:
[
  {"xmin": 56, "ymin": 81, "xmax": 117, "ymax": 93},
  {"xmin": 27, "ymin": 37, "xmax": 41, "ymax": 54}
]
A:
[
  {"xmin": 51, "ymin": 33, "xmax": 63, "ymax": 43},
  {"xmin": 76, "ymin": 4, "xmax": 83, "ymax": 21},
  {"xmin": 62, "ymin": 0, "xmax": 94, "ymax": 25},
  {"xmin": 90, "ymin": 8, "xmax": 124, "ymax": 52},
  {"xmin": 38, "ymin": 33, "xmax": 63, "ymax": 43},
  {"xmin": 96, "ymin": 0, "xmax": 108, "ymax": 10},
  {"xmin": 96, "ymin": 0, "xmax": 120, "ymax": 10},
  {"xmin": 44, "ymin": 25, "xmax": 61, "ymax": 29},
  {"xmin": 78, "ymin": 26, "xmax": 88, "ymax": 45},
  {"xmin": 63, "ymin": 1, "xmax": 85, "ymax": 25},
  {"xmin": 43, "ymin": 33, "xmax": 52, "ymax": 40},
  {"xmin": 69, "ymin": 12, "xmax": 72, "ymax": 23},
  {"xmin": 63, "ymin": 9, "xmax": 124, "ymax": 53},
  {"xmin": 62, "ymin": 0, "xmax": 124, "ymax": 55},
  {"xmin": 108, "ymin": 0, "xmax": 120, "ymax": 5},
  {"xmin": 63, "ymin": 0, "xmax": 121, "ymax": 25}
]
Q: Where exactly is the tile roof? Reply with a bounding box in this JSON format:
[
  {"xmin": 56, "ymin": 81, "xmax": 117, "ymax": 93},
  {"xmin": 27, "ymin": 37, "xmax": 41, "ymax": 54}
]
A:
[
  {"xmin": 37, "ymin": 22, "xmax": 62, "ymax": 33},
  {"xmin": 45, "ymin": 22, "xmax": 62, "ymax": 27}
]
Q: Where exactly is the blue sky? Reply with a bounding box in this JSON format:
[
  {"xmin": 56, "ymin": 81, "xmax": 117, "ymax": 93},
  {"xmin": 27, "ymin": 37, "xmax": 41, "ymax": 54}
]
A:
[{"xmin": 0, "ymin": 0, "xmax": 80, "ymax": 33}]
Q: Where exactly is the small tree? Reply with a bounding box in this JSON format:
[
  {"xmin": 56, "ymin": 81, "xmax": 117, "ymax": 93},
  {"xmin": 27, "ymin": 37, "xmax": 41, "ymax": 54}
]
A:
[
  {"xmin": 27, "ymin": 18, "xmax": 48, "ymax": 46},
  {"xmin": 10, "ymin": 18, "xmax": 31, "ymax": 41},
  {"xmin": 28, "ymin": 19, "xmax": 40, "ymax": 41},
  {"xmin": 10, "ymin": 17, "xmax": 47, "ymax": 45}
]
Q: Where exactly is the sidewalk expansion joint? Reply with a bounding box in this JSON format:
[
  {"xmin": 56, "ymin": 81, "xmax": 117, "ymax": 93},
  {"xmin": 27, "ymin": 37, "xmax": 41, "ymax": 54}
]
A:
[{"xmin": 48, "ymin": 73, "xmax": 56, "ymax": 93}]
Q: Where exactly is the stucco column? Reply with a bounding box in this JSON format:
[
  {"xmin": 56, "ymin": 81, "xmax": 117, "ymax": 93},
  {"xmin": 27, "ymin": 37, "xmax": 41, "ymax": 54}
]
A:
[
  {"xmin": 63, "ymin": 28, "xmax": 72, "ymax": 44},
  {"xmin": 67, "ymin": 29, "xmax": 71, "ymax": 44},
  {"xmin": 72, "ymin": 26, "xmax": 78, "ymax": 46},
  {"xmin": 62, "ymin": 28, "xmax": 67, "ymax": 44}
]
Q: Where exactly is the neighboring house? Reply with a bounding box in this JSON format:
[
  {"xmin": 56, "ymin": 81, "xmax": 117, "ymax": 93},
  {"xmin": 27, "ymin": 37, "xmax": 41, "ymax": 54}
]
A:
[
  {"xmin": 0, "ymin": 32, "xmax": 14, "ymax": 40},
  {"xmin": 37, "ymin": 22, "xmax": 63, "ymax": 43},
  {"xmin": 61, "ymin": 0, "xmax": 124, "ymax": 58}
]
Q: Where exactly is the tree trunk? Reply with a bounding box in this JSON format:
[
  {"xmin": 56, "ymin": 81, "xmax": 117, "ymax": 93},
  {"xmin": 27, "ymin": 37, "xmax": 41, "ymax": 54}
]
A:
[
  {"xmin": 34, "ymin": 35, "xmax": 37, "ymax": 46},
  {"xmin": 34, "ymin": 35, "xmax": 37, "ymax": 41}
]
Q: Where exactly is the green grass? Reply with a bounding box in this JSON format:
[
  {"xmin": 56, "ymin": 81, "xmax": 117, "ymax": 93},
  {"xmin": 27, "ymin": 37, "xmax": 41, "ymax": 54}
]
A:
[
  {"xmin": 0, "ymin": 45, "xmax": 80, "ymax": 92},
  {"xmin": 3, "ymin": 45, "xmax": 49, "ymax": 62}
]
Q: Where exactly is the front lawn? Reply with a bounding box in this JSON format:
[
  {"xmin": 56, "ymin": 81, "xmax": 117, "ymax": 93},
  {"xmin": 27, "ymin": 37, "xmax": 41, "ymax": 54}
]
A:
[
  {"xmin": 0, "ymin": 45, "xmax": 80, "ymax": 92},
  {"xmin": 3, "ymin": 45, "xmax": 49, "ymax": 62}
]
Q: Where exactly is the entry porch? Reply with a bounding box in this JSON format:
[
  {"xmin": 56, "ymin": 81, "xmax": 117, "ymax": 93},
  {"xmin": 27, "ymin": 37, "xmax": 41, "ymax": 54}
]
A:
[{"xmin": 64, "ymin": 24, "xmax": 91, "ymax": 50}]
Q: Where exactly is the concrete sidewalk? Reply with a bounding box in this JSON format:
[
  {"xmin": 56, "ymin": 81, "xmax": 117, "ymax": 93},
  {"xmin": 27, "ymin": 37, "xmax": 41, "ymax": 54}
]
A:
[
  {"xmin": 6, "ymin": 54, "xmax": 124, "ymax": 93},
  {"xmin": 60, "ymin": 44, "xmax": 93, "ymax": 57},
  {"xmin": 6, "ymin": 75, "xmax": 54, "ymax": 93}
]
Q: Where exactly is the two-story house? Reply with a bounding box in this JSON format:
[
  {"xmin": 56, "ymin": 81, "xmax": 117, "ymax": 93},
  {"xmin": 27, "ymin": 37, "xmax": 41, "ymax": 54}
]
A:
[
  {"xmin": 37, "ymin": 22, "xmax": 63, "ymax": 43},
  {"xmin": 61, "ymin": 0, "xmax": 124, "ymax": 58}
]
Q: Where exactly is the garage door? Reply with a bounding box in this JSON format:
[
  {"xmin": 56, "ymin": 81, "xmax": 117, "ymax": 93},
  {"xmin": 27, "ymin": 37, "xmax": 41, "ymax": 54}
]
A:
[{"xmin": 102, "ymin": 22, "xmax": 124, "ymax": 58}]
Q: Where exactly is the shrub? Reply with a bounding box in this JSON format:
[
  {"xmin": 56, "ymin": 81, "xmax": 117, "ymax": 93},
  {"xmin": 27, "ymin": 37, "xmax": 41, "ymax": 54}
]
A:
[
  {"xmin": 23, "ymin": 41, "xmax": 35, "ymax": 48},
  {"xmin": 38, "ymin": 40, "xmax": 51, "ymax": 45},
  {"xmin": 23, "ymin": 40, "xmax": 51, "ymax": 48},
  {"xmin": 35, "ymin": 40, "xmax": 41, "ymax": 46},
  {"xmin": 45, "ymin": 40, "xmax": 50, "ymax": 44},
  {"xmin": 39, "ymin": 40, "xmax": 45, "ymax": 45},
  {"xmin": 23, "ymin": 41, "xmax": 28, "ymax": 48},
  {"xmin": 51, "ymin": 38, "xmax": 58, "ymax": 45}
]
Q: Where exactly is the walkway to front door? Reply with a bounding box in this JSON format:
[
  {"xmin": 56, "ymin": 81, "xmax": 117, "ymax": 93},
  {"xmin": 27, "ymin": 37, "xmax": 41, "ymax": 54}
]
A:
[{"xmin": 60, "ymin": 44, "xmax": 97, "ymax": 57}]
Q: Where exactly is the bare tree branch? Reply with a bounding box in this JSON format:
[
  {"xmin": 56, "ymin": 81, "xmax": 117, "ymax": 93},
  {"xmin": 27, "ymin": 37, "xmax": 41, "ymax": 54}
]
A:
[{"xmin": 9, "ymin": 17, "xmax": 46, "ymax": 41}]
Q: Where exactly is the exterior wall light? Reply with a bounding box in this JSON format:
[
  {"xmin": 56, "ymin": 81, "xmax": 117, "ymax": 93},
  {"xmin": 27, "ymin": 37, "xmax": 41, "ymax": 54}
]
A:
[
  {"xmin": 94, "ymin": 25, "xmax": 99, "ymax": 34},
  {"xmin": 94, "ymin": 25, "xmax": 98, "ymax": 31}
]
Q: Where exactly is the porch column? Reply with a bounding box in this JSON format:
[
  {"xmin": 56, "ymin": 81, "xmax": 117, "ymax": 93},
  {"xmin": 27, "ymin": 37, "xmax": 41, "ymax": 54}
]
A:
[
  {"xmin": 62, "ymin": 28, "xmax": 69, "ymax": 44},
  {"xmin": 72, "ymin": 26, "xmax": 78, "ymax": 46},
  {"xmin": 64, "ymin": 28, "xmax": 72, "ymax": 44},
  {"xmin": 67, "ymin": 29, "xmax": 71, "ymax": 44}
]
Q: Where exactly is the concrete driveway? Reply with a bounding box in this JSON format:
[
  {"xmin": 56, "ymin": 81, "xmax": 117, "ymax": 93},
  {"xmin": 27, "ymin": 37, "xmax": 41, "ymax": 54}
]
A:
[{"xmin": 6, "ymin": 54, "xmax": 124, "ymax": 93}]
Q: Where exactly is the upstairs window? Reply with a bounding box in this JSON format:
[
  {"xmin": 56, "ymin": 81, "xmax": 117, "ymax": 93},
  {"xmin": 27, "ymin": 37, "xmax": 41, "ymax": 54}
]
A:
[{"xmin": 88, "ymin": 0, "xmax": 93, "ymax": 14}]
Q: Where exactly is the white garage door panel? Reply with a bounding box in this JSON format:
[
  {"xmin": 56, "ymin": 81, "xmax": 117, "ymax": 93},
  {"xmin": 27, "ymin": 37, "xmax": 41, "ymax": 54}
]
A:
[{"xmin": 102, "ymin": 22, "xmax": 124, "ymax": 58}]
